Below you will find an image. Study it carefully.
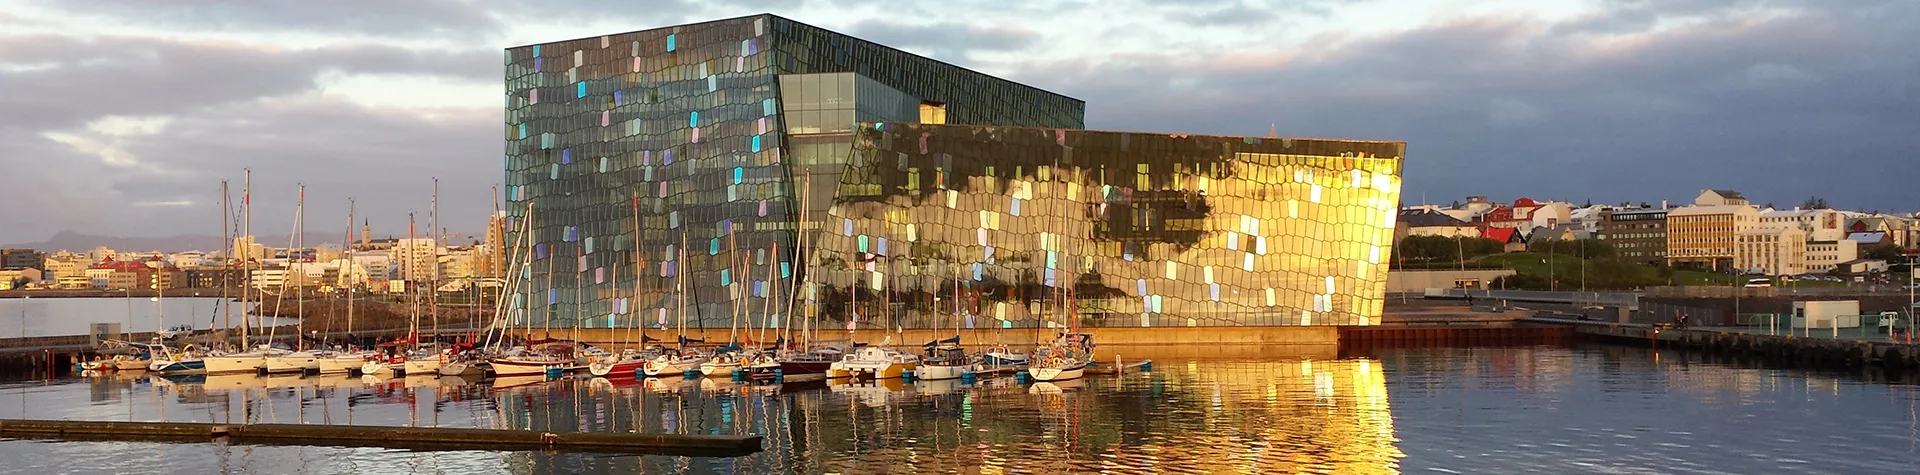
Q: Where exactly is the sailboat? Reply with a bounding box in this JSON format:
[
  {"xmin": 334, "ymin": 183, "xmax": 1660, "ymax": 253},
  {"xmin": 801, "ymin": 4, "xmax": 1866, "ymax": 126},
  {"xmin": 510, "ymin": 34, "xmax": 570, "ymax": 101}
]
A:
[
  {"xmin": 148, "ymin": 343, "xmax": 206, "ymax": 374},
  {"xmin": 266, "ymin": 185, "xmax": 323, "ymax": 374},
  {"xmin": 590, "ymin": 203, "xmax": 661, "ymax": 379},
  {"xmin": 402, "ymin": 179, "xmax": 448, "ymax": 377},
  {"xmin": 317, "ymin": 198, "xmax": 375, "ymax": 375},
  {"xmin": 916, "ymin": 277, "xmax": 974, "ymax": 381},
  {"xmin": 828, "ymin": 337, "xmax": 920, "ymax": 380},
  {"xmin": 204, "ymin": 170, "xmax": 281, "ymax": 375},
  {"xmin": 643, "ymin": 233, "xmax": 710, "ymax": 377},
  {"xmin": 114, "ymin": 289, "xmax": 157, "ymax": 371},
  {"xmin": 1026, "ymin": 169, "xmax": 1092, "ymax": 383},
  {"xmin": 700, "ymin": 231, "xmax": 750, "ymax": 378},
  {"xmin": 773, "ymin": 173, "xmax": 839, "ymax": 381}
]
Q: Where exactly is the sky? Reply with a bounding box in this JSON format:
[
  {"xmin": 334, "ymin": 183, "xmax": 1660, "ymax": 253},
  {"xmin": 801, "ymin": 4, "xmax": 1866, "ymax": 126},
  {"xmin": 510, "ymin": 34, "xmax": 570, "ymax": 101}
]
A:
[{"xmin": 1, "ymin": 0, "xmax": 1915, "ymax": 245}]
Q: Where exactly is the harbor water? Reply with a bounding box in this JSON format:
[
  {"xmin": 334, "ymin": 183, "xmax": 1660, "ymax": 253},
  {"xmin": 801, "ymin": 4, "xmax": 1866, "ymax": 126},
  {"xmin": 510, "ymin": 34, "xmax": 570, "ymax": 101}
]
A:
[{"xmin": 0, "ymin": 344, "xmax": 1915, "ymax": 474}]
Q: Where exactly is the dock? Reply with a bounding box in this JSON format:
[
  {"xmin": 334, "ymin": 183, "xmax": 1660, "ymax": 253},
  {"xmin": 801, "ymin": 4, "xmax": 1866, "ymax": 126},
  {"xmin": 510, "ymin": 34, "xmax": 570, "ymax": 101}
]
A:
[
  {"xmin": 0, "ymin": 419, "xmax": 763, "ymax": 456},
  {"xmin": 1532, "ymin": 316, "xmax": 1920, "ymax": 370}
]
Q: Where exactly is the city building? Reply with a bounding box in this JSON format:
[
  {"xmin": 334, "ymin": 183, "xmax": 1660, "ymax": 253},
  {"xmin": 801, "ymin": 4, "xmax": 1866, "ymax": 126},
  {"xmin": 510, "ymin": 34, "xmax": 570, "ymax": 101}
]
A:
[
  {"xmin": 1666, "ymin": 201, "xmax": 1759, "ymax": 271},
  {"xmin": 0, "ymin": 268, "xmax": 42, "ymax": 290},
  {"xmin": 1735, "ymin": 226, "xmax": 1805, "ymax": 275},
  {"xmin": 504, "ymin": 15, "xmax": 1400, "ymax": 329},
  {"xmin": 480, "ymin": 211, "xmax": 508, "ymax": 278},
  {"xmin": 1397, "ymin": 208, "xmax": 1477, "ymax": 238},
  {"xmin": 1805, "ymin": 239, "xmax": 1858, "ymax": 274},
  {"xmin": 1693, "ymin": 189, "xmax": 1749, "ymax": 207},
  {"xmin": 1598, "ymin": 207, "xmax": 1668, "ymax": 265},
  {"xmin": 388, "ymin": 238, "xmax": 438, "ymax": 282},
  {"xmin": 231, "ymin": 235, "xmax": 265, "ymax": 264},
  {"xmin": 0, "ymin": 248, "xmax": 44, "ymax": 270},
  {"xmin": 1759, "ymin": 208, "xmax": 1847, "ymax": 241}
]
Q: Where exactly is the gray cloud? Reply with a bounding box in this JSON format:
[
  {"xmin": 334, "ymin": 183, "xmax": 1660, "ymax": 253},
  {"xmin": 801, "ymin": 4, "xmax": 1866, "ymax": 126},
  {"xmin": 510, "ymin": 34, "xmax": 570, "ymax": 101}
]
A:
[
  {"xmin": 843, "ymin": 20, "xmax": 1041, "ymax": 61},
  {"xmin": 33, "ymin": 0, "xmax": 506, "ymax": 40},
  {"xmin": 984, "ymin": 3, "xmax": 1920, "ymax": 211},
  {"xmin": 1167, "ymin": 3, "xmax": 1280, "ymax": 26}
]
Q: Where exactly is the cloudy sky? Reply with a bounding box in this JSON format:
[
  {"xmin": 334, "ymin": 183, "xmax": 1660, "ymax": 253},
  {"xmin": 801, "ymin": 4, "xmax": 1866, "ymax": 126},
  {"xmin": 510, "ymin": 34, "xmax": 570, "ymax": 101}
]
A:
[{"xmin": 1, "ymin": 0, "xmax": 1915, "ymax": 245}]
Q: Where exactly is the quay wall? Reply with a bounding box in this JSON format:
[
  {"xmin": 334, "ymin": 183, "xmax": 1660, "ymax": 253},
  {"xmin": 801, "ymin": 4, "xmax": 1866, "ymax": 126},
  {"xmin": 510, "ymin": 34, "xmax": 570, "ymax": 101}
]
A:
[
  {"xmin": 1542, "ymin": 317, "xmax": 1920, "ymax": 370},
  {"xmin": 513, "ymin": 326, "xmax": 1339, "ymax": 355}
]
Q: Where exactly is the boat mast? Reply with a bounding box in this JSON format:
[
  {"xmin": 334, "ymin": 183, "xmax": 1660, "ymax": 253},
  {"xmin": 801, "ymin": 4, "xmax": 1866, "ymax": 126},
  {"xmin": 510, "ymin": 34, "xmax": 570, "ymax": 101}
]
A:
[
  {"xmin": 240, "ymin": 169, "xmax": 251, "ymax": 350},
  {"xmin": 677, "ymin": 231, "xmax": 689, "ymax": 348},
  {"xmin": 408, "ymin": 211, "xmax": 419, "ymax": 345},
  {"xmin": 429, "ymin": 177, "xmax": 440, "ymax": 348},
  {"xmin": 220, "ymin": 179, "xmax": 230, "ymax": 337},
  {"xmin": 727, "ymin": 228, "xmax": 740, "ymax": 345},
  {"xmin": 344, "ymin": 198, "xmax": 355, "ymax": 345},
  {"xmin": 631, "ymin": 192, "xmax": 643, "ymax": 349},
  {"xmin": 294, "ymin": 184, "xmax": 304, "ymax": 350},
  {"xmin": 544, "ymin": 221, "xmax": 555, "ymax": 339},
  {"xmin": 573, "ymin": 243, "xmax": 583, "ymax": 343}
]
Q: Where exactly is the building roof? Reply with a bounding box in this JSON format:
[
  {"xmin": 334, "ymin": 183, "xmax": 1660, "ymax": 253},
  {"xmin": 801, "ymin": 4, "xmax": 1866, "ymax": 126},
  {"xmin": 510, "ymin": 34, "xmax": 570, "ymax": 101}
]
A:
[
  {"xmin": 1837, "ymin": 258, "xmax": 1886, "ymax": 266},
  {"xmin": 1707, "ymin": 189, "xmax": 1745, "ymax": 200},
  {"xmin": 1610, "ymin": 207, "xmax": 1669, "ymax": 217},
  {"xmin": 1482, "ymin": 227, "xmax": 1520, "ymax": 243},
  {"xmin": 1398, "ymin": 208, "xmax": 1470, "ymax": 227},
  {"xmin": 1668, "ymin": 204, "xmax": 1752, "ymax": 217},
  {"xmin": 1847, "ymin": 232, "xmax": 1887, "ymax": 244}
]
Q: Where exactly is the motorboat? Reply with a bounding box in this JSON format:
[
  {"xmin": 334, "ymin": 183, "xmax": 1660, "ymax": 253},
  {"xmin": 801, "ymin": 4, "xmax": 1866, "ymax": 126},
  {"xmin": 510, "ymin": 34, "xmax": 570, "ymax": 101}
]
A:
[
  {"xmin": 828, "ymin": 345, "xmax": 921, "ymax": 380},
  {"xmin": 144, "ymin": 343, "xmax": 205, "ymax": 374},
  {"xmin": 699, "ymin": 348, "xmax": 749, "ymax": 378},
  {"xmin": 642, "ymin": 349, "xmax": 710, "ymax": 377},
  {"xmin": 982, "ymin": 344, "xmax": 1030, "ymax": 368},
  {"xmin": 916, "ymin": 338, "xmax": 972, "ymax": 381},
  {"xmin": 775, "ymin": 345, "xmax": 846, "ymax": 382},
  {"xmin": 588, "ymin": 346, "xmax": 662, "ymax": 378}
]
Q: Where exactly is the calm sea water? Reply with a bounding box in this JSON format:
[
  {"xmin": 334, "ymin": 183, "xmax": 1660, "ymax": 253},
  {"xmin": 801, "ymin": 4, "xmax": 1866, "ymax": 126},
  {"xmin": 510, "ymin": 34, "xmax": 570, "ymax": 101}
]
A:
[
  {"xmin": 1, "ymin": 297, "xmax": 265, "ymax": 337},
  {"xmin": 0, "ymin": 345, "xmax": 1915, "ymax": 474}
]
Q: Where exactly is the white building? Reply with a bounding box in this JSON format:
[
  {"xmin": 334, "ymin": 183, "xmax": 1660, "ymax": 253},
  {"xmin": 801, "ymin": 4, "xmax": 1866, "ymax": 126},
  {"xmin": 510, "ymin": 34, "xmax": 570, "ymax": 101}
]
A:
[
  {"xmin": 387, "ymin": 238, "xmax": 438, "ymax": 282},
  {"xmin": 1805, "ymin": 239, "xmax": 1859, "ymax": 274},
  {"xmin": 1759, "ymin": 208, "xmax": 1848, "ymax": 242},
  {"xmin": 1736, "ymin": 227, "xmax": 1806, "ymax": 276}
]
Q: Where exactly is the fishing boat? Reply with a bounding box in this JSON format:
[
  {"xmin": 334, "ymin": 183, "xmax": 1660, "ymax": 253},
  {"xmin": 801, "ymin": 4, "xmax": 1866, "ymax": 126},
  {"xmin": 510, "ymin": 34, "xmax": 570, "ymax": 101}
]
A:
[
  {"xmin": 1028, "ymin": 333, "xmax": 1094, "ymax": 382},
  {"xmin": 917, "ymin": 337, "xmax": 971, "ymax": 381},
  {"xmin": 828, "ymin": 343, "xmax": 921, "ymax": 380},
  {"xmin": 982, "ymin": 344, "xmax": 1030, "ymax": 368}
]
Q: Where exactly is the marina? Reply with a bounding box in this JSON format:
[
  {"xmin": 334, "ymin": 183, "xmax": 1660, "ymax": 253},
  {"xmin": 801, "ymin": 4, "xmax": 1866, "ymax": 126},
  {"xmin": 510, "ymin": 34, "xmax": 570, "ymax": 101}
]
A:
[{"xmin": 0, "ymin": 344, "xmax": 1915, "ymax": 473}]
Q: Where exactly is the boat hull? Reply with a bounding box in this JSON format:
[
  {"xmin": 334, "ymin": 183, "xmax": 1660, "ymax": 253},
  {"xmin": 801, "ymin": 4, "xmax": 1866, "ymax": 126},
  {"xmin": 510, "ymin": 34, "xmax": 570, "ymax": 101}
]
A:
[
  {"xmin": 203, "ymin": 355, "xmax": 265, "ymax": 375},
  {"xmin": 114, "ymin": 358, "xmax": 151, "ymax": 371},
  {"xmin": 316, "ymin": 355, "xmax": 365, "ymax": 375},
  {"xmin": 829, "ymin": 361, "xmax": 918, "ymax": 380},
  {"xmin": 264, "ymin": 354, "xmax": 319, "ymax": 374},
  {"xmin": 489, "ymin": 358, "xmax": 568, "ymax": 377},
  {"xmin": 438, "ymin": 361, "xmax": 487, "ymax": 376},
  {"xmin": 403, "ymin": 357, "xmax": 443, "ymax": 376},
  {"xmin": 916, "ymin": 363, "xmax": 970, "ymax": 381},
  {"xmin": 1029, "ymin": 363, "xmax": 1086, "ymax": 382},
  {"xmin": 360, "ymin": 361, "xmax": 396, "ymax": 378},
  {"xmin": 150, "ymin": 359, "xmax": 206, "ymax": 374},
  {"xmin": 983, "ymin": 353, "xmax": 1029, "ymax": 367},
  {"xmin": 776, "ymin": 361, "xmax": 833, "ymax": 381},
  {"xmin": 698, "ymin": 362, "xmax": 742, "ymax": 378},
  {"xmin": 642, "ymin": 358, "xmax": 706, "ymax": 377},
  {"xmin": 588, "ymin": 360, "xmax": 646, "ymax": 378}
]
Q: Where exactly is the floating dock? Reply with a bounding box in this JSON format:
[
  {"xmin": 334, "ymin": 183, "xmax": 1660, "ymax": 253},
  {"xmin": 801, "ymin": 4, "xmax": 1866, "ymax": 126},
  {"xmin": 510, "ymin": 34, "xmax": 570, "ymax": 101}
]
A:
[
  {"xmin": 1532, "ymin": 316, "xmax": 1920, "ymax": 370},
  {"xmin": 0, "ymin": 419, "xmax": 762, "ymax": 456}
]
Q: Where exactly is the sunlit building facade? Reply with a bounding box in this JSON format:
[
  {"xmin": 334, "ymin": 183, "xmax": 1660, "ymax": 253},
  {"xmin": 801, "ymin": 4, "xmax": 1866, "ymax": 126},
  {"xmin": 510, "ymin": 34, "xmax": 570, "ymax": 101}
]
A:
[{"xmin": 504, "ymin": 14, "xmax": 1401, "ymax": 330}]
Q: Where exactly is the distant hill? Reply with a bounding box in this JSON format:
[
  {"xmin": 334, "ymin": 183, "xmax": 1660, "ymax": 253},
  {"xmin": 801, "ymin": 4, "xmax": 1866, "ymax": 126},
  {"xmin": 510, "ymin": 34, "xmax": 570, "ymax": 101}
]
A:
[{"xmin": 3, "ymin": 230, "xmax": 342, "ymax": 253}]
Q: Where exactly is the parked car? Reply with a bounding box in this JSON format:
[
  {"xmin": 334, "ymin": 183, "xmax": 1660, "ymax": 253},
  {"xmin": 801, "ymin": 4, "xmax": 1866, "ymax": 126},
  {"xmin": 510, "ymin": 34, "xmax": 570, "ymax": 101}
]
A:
[{"xmin": 1744, "ymin": 278, "xmax": 1773, "ymax": 288}]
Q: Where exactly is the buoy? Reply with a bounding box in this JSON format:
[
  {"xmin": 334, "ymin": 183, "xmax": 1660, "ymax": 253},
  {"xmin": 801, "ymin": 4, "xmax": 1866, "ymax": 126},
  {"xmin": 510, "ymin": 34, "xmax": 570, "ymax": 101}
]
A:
[
  {"xmin": 544, "ymin": 367, "xmax": 564, "ymax": 380},
  {"xmin": 633, "ymin": 368, "xmax": 647, "ymax": 379},
  {"xmin": 960, "ymin": 372, "xmax": 977, "ymax": 384},
  {"xmin": 1015, "ymin": 371, "xmax": 1032, "ymax": 384},
  {"xmin": 1139, "ymin": 361, "xmax": 1153, "ymax": 372},
  {"xmin": 731, "ymin": 369, "xmax": 747, "ymax": 381},
  {"xmin": 901, "ymin": 370, "xmax": 916, "ymax": 382},
  {"xmin": 683, "ymin": 369, "xmax": 700, "ymax": 379}
]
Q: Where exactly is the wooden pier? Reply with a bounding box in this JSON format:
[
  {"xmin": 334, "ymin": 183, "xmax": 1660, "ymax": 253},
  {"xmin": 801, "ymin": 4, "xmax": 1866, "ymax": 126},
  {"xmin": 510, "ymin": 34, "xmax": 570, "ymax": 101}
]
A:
[{"xmin": 0, "ymin": 419, "xmax": 763, "ymax": 456}]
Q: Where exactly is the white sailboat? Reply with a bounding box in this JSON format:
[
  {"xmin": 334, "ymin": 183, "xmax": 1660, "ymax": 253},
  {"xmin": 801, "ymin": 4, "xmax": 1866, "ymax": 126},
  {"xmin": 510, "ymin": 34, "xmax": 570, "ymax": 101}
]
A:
[
  {"xmin": 643, "ymin": 233, "xmax": 709, "ymax": 377},
  {"xmin": 1027, "ymin": 171, "xmax": 1091, "ymax": 383},
  {"xmin": 828, "ymin": 339, "xmax": 921, "ymax": 380},
  {"xmin": 266, "ymin": 185, "xmax": 324, "ymax": 374},
  {"xmin": 204, "ymin": 170, "xmax": 270, "ymax": 375}
]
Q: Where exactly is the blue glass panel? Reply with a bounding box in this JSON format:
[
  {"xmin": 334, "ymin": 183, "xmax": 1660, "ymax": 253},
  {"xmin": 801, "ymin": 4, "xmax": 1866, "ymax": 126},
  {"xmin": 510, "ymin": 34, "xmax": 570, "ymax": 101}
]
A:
[
  {"xmin": 876, "ymin": 237, "xmax": 887, "ymax": 256},
  {"xmin": 666, "ymin": 34, "xmax": 675, "ymax": 51},
  {"xmin": 518, "ymin": 123, "xmax": 526, "ymax": 139},
  {"xmin": 549, "ymin": 164, "xmax": 558, "ymax": 180},
  {"xmin": 562, "ymin": 148, "xmax": 571, "ymax": 164},
  {"xmin": 973, "ymin": 263, "xmax": 983, "ymax": 281},
  {"xmin": 733, "ymin": 167, "xmax": 743, "ymax": 184},
  {"xmin": 762, "ymin": 98, "xmax": 775, "ymax": 116},
  {"xmin": 576, "ymin": 81, "xmax": 586, "ymax": 98},
  {"xmin": 857, "ymin": 235, "xmax": 869, "ymax": 253},
  {"xmin": 613, "ymin": 90, "xmax": 622, "ymax": 104},
  {"xmin": 709, "ymin": 238, "xmax": 719, "ymax": 255},
  {"xmin": 532, "ymin": 45, "xmax": 540, "ymax": 56},
  {"xmin": 720, "ymin": 269, "xmax": 730, "ymax": 286},
  {"xmin": 585, "ymin": 237, "xmax": 595, "ymax": 253},
  {"xmin": 751, "ymin": 135, "xmax": 761, "ymax": 152},
  {"xmin": 780, "ymin": 262, "xmax": 790, "ymax": 278},
  {"xmin": 689, "ymin": 111, "xmax": 698, "ymax": 127}
]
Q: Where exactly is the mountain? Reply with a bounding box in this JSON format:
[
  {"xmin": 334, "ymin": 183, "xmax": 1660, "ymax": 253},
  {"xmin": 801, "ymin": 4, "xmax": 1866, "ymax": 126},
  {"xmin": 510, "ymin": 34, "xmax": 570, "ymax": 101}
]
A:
[{"xmin": 3, "ymin": 230, "xmax": 344, "ymax": 253}]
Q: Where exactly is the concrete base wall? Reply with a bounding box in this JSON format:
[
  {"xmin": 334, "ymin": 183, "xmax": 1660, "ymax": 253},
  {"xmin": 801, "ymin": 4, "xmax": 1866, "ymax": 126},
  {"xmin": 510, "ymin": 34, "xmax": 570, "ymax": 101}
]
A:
[{"xmin": 515, "ymin": 325, "xmax": 1339, "ymax": 355}]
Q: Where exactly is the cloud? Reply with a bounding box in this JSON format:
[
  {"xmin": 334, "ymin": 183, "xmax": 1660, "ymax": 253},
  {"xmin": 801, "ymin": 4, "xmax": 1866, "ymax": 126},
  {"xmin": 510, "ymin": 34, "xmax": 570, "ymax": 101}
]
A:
[
  {"xmin": 30, "ymin": 0, "xmax": 506, "ymax": 40},
  {"xmin": 981, "ymin": 3, "xmax": 1920, "ymax": 210},
  {"xmin": 843, "ymin": 20, "xmax": 1041, "ymax": 61},
  {"xmin": 1167, "ymin": 3, "xmax": 1281, "ymax": 26}
]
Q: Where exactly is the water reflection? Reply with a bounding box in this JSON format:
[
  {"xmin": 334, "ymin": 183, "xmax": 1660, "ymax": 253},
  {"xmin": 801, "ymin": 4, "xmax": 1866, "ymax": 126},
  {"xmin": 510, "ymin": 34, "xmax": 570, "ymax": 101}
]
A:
[{"xmin": 1, "ymin": 353, "xmax": 1402, "ymax": 474}]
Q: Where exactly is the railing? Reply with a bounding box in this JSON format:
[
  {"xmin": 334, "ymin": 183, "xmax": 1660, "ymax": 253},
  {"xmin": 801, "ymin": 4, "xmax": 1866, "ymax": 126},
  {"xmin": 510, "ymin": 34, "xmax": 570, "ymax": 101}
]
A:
[
  {"xmin": 1730, "ymin": 313, "xmax": 1903, "ymax": 340},
  {"xmin": 1428, "ymin": 289, "xmax": 1640, "ymax": 309}
]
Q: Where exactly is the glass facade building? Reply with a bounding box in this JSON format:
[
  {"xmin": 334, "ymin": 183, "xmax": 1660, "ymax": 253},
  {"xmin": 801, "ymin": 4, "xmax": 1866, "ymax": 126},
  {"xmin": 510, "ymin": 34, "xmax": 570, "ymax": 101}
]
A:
[{"xmin": 505, "ymin": 14, "xmax": 1404, "ymax": 331}]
